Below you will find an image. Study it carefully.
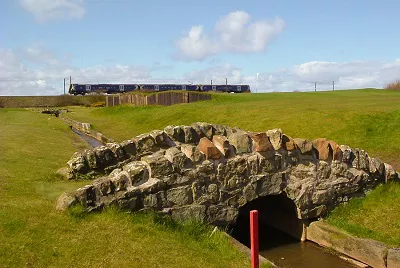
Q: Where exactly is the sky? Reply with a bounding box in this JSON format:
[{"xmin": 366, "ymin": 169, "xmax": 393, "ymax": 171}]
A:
[{"xmin": 1, "ymin": 0, "xmax": 400, "ymax": 95}]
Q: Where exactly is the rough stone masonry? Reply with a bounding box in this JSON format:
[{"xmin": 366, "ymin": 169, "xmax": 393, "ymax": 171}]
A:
[{"xmin": 56, "ymin": 122, "xmax": 399, "ymax": 226}]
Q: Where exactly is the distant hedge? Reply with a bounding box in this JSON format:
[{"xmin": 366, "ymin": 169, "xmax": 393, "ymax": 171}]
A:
[
  {"xmin": 0, "ymin": 95, "xmax": 106, "ymax": 108},
  {"xmin": 385, "ymin": 80, "xmax": 400, "ymax": 91}
]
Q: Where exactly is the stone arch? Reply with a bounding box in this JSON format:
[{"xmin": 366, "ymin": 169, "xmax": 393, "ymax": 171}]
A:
[{"xmin": 57, "ymin": 122, "xmax": 399, "ymax": 228}]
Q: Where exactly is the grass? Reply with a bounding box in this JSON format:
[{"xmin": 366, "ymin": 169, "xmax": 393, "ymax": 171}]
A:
[
  {"xmin": 326, "ymin": 182, "xmax": 400, "ymax": 247},
  {"xmin": 66, "ymin": 88, "xmax": 400, "ymax": 170},
  {"xmin": 64, "ymin": 89, "xmax": 400, "ymax": 247},
  {"xmin": 0, "ymin": 108, "xmax": 260, "ymax": 267},
  {"xmin": 2, "ymin": 89, "xmax": 400, "ymax": 266}
]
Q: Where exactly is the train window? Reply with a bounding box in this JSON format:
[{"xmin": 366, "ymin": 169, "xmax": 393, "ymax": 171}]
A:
[
  {"xmin": 119, "ymin": 85, "xmax": 124, "ymax": 92},
  {"xmin": 85, "ymin": 85, "xmax": 91, "ymax": 92},
  {"xmin": 155, "ymin": 85, "xmax": 159, "ymax": 91}
]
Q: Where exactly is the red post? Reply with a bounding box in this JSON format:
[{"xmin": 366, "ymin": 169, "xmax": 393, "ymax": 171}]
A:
[{"xmin": 250, "ymin": 210, "xmax": 259, "ymax": 268}]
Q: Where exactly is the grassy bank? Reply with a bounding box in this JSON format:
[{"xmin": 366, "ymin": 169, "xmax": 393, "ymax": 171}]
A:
[
  {"xmin": 65, "ymin": 89, "xmax": 400, "ymax": 247},
  {"xmin": 0, "ymin": 95, "xmax": 105, "ymax": 108},
  {"xmin": 326, "ymin": 182, "xmax": 400, "ymax": 247},
  {"xmin": 0, "ymin": 109, "xmax": 257, "ymax": 267},
  {"xmin": 67, "ymin": 89, "xmax": 400, "ymax": 170}
]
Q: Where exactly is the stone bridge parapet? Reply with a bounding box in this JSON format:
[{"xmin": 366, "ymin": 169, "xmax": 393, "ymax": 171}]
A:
[{"xmin": 57, "ymin": 122, "xmax": 398, "ymax": 226}]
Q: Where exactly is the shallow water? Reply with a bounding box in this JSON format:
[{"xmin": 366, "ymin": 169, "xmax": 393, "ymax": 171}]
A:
[
  {"xmin": 71, "ymin": 128, "xmax": 103, "ymax": 148},
  {"xmin": 258, "ymin": 227, "xmax": 356, "ymax": 268}
]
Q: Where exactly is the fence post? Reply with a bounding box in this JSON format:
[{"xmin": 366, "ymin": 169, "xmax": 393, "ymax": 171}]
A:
[{"xmin": 250, "ymin": 210, "xmax": 259, "ymax": 268}]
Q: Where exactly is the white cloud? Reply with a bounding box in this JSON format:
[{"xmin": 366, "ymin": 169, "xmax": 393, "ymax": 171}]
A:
[
  {"xmin": 2, "ymin": 44, "xmax": 400, "ymax": 96},
  {"xmin": 20, "ymin": 0, "xmax": 85, "ymax": 22},
  {"xmin": 183, "ymin": 60, "xmax": 400, "ymax": 92},
  {"xmin": 175, "ymin": 11, "xmax": 285, "ymax": 61}
]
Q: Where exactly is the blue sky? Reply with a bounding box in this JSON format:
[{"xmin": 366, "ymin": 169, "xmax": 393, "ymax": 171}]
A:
[{"xmin": 1, "ymin": 0, "xmax": 400, "ymax": 95}]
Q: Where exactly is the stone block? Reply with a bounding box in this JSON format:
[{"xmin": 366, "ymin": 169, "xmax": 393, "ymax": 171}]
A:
[
  {"xmin": 198, "ymin": 137, "xmax": 221, "ymax": 160},
  {"xmin": 282, "ymin": 134, "xmax": 297, "ymax": 151},
  {"xmin": 171, "ymin": 205, "xmax": 206, "ymax": 222},
  {"xmin": 141, "ymin": 153, "xmax": 173, "ymax": 177},
  {"xmin": 206, "ymin": 205, "xmax": 239, "ymax": 225},
  {"xmin": 191, "ymin": 122, "xmax": 214, "ymax": 139},
  {"xmin": 327, "ymin": 140, "xmax": 342, "ymax": 161},
  {"xmin": 106, "ymin": 143, "xmax": 126, "ymax": 161},
  {"xmin": 388, "ymin": 248, "xmax": 400, "ymax": 268},
  {"xmin": 266, "ymin": 128, "xmax": 282, "ymax": 150},
  {"xmin": 56, "ymin": 192, "xmax": 78, "ymax": 211},
  {"xmin": 212, "ymin": 135, "xmax": 235, "ymax": 158},
  {"xmin": 109, "ymin": 170, "xmax": 131, "ymax": 191},
  {"xmin": 251, "ymin": 173, "xmax": 284, "ymax": 197},
  {"xmin": 164, "ymin": 125, "xmax": 185, "ymax": 143},
  {"xmin": 228, "ymin": 131, "xmax": 252, "ymax": 154},
  {"xmin": 150, "ymin": 130, "xmax": 176, "ymax": 148},
  {"xmin": 312, "ymin": 138, "xmax": 331, "ymax": 161},
  {"xmin": 94, "ymin": 146, "xmax": 117, "ymax": 167},
  {"xmin": 384, "ymin": 163, "xmax": 398, "ymax": 183},
  {"xmin": 293, "ymin": 138, "xmax": 313, "ymax": 154},
  {"xmin": 165, "ymin": 147, "xmax": 192, "ymax": 170},
  {"xmin": 67, "ymin": 152, "xmax": 88, "ymax": 174},
  {"xmin": 307, "ymin": 221, "xmax": 388, "ymax": 268},
  {"xmin": 180, "ymin": 144, "xmax": 204, "ymax": 163},
  {"xmin": 369, "ymin": 157, "xmax": 384, "ymax": 176},
  {"xmin": 120, "ymin": 139, "xmax": 136, "ymax": 158},
  {"xmin": 134, "ymin": 133, "xmax": 156, "ymax": 153},
  {"xmin": 166, "ymin": 186, "xmax": 193, "ymax": 206},
  {"xmin": 123, "ymin": 161, "xmax": 150, "ymax": 186},
  {"xmin": 183, "ymin": 126, "xmax": 199, "ymax": 144},
  {"xmin": 249, "ymin": 132, "xmax": 274, "ymax": 152}
]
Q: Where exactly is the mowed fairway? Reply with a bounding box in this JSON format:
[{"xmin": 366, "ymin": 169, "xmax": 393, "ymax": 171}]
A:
[
  {"xmin": 66, "ymin": 89, "xmax": 400, "ymax": 246},
  {"xmin": 0, "ymin": 109, "xmax": 254, "ymax": 267}
]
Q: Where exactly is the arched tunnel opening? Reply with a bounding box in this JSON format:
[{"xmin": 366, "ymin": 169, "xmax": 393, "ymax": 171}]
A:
[
  {"xmin": 229, "ymin": 193, "xmax": 305, "ymax": 249},
  {"xmin": 228, "ymin": 193, "xmax": 357, "ymax": 268}
]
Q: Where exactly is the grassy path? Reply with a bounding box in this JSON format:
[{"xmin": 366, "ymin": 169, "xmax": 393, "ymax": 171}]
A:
[{"xmin": 0, "ymin": 109, "xmax": 254, "ymax": 267}]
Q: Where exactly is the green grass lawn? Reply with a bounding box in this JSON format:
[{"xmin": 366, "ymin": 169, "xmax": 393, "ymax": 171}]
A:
[
  {"xmin": 65, "ymin": 89, "xmax": 400, "ymax": 247},
  {"xmin": 1, "ymin": 89, "xmax": 400, "ymax": 267},
  {"xmin": 0, "ymin": 109, "xmax": 257, "ymax": 267}
]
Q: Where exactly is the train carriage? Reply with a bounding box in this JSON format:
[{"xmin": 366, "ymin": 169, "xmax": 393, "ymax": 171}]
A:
[{"xmin": 69, "ymin": 83, "xmax": 250, "ymax": 95}]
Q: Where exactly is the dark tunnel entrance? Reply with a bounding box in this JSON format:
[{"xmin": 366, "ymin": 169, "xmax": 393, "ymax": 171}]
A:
[
  {"xmin": 229, "ymin": 193, "xmax": 305, "ymax": 249},
  {"xmin": 228, "ymin": 193, "xmax": 357, "ymax": 268}
]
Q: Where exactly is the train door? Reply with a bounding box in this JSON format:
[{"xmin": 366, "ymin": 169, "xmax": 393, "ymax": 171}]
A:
[
  {"xmin": 182, "ymin": 85, "xmax": 186, "ymax": 91},
  {"xmin": 237, "ymin": 86, "xmax": 241, "ymax": 92},
  {"xmin": 85, "ymin": 85, "xmax": 91, "ymax": 92},
  {"xmin": 212, "ymin": 85, "xmax": 216, "ymax": 91},
  {"xmin": 155, "ymin": 85, "xmax": 160, "ymax": 91},
  {"xmin": 119, "ymin": 85, "xmax": 124, "ymax": 92}
]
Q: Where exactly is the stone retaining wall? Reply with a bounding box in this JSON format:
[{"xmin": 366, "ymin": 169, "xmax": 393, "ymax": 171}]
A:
[
  {"xmin": 60, "ymin": 116, "xmax": 114, "ymax": 145},
  {"xmin": 307, "ymin": 221, "xmax": 400, "ymax": 268},
  {"xmin": 56, "ymin": 122, "xmax": 399, "ymax": 229}
]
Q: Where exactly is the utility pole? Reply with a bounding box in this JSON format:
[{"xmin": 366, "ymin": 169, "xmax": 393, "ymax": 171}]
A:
[
  {"xmin": 63, "ymin": 78, "xmax": 66, "ymax": 95},
  {"xmin": 225, "ymin": 78, "xmax": 228, "ymax": 92},
  {"xmin": 314, "ymin": 82, "xmax": 317, "ymax": 92},
  {"xmin": 332, "ymin": 81, "xmax": 335, "ymax": 91},
  {"xmin": 211, "ymin": 80, "xmax": 212, "ymax": 86},
  {"xmin": 70, "ymin": 76, "xmax": 72, "ymax": 86}
]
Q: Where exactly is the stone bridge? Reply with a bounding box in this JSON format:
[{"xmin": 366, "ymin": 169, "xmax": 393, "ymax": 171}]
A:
[{"xmin": 57, "ymin": 122, "xmax": 398, "ymax": 229}]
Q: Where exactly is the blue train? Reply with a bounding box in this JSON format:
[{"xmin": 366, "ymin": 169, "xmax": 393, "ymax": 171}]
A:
[{"xmin": 68, "ymin": 83, "xmax": 251, "ymax": 95}]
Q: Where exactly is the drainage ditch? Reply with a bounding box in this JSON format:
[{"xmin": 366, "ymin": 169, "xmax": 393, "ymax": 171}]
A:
[{"xmin": 229, "ymin": 194, "xmax": 357, "ymax": 268}]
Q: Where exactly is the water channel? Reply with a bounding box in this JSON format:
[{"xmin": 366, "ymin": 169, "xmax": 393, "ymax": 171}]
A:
[
  {"xmin": 229, "ymin": 194, "xmax": 357, "ymax": 268},
  {"xmin": 71, "ymin": 127, "xmax": 103, "ymax": 148}
]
